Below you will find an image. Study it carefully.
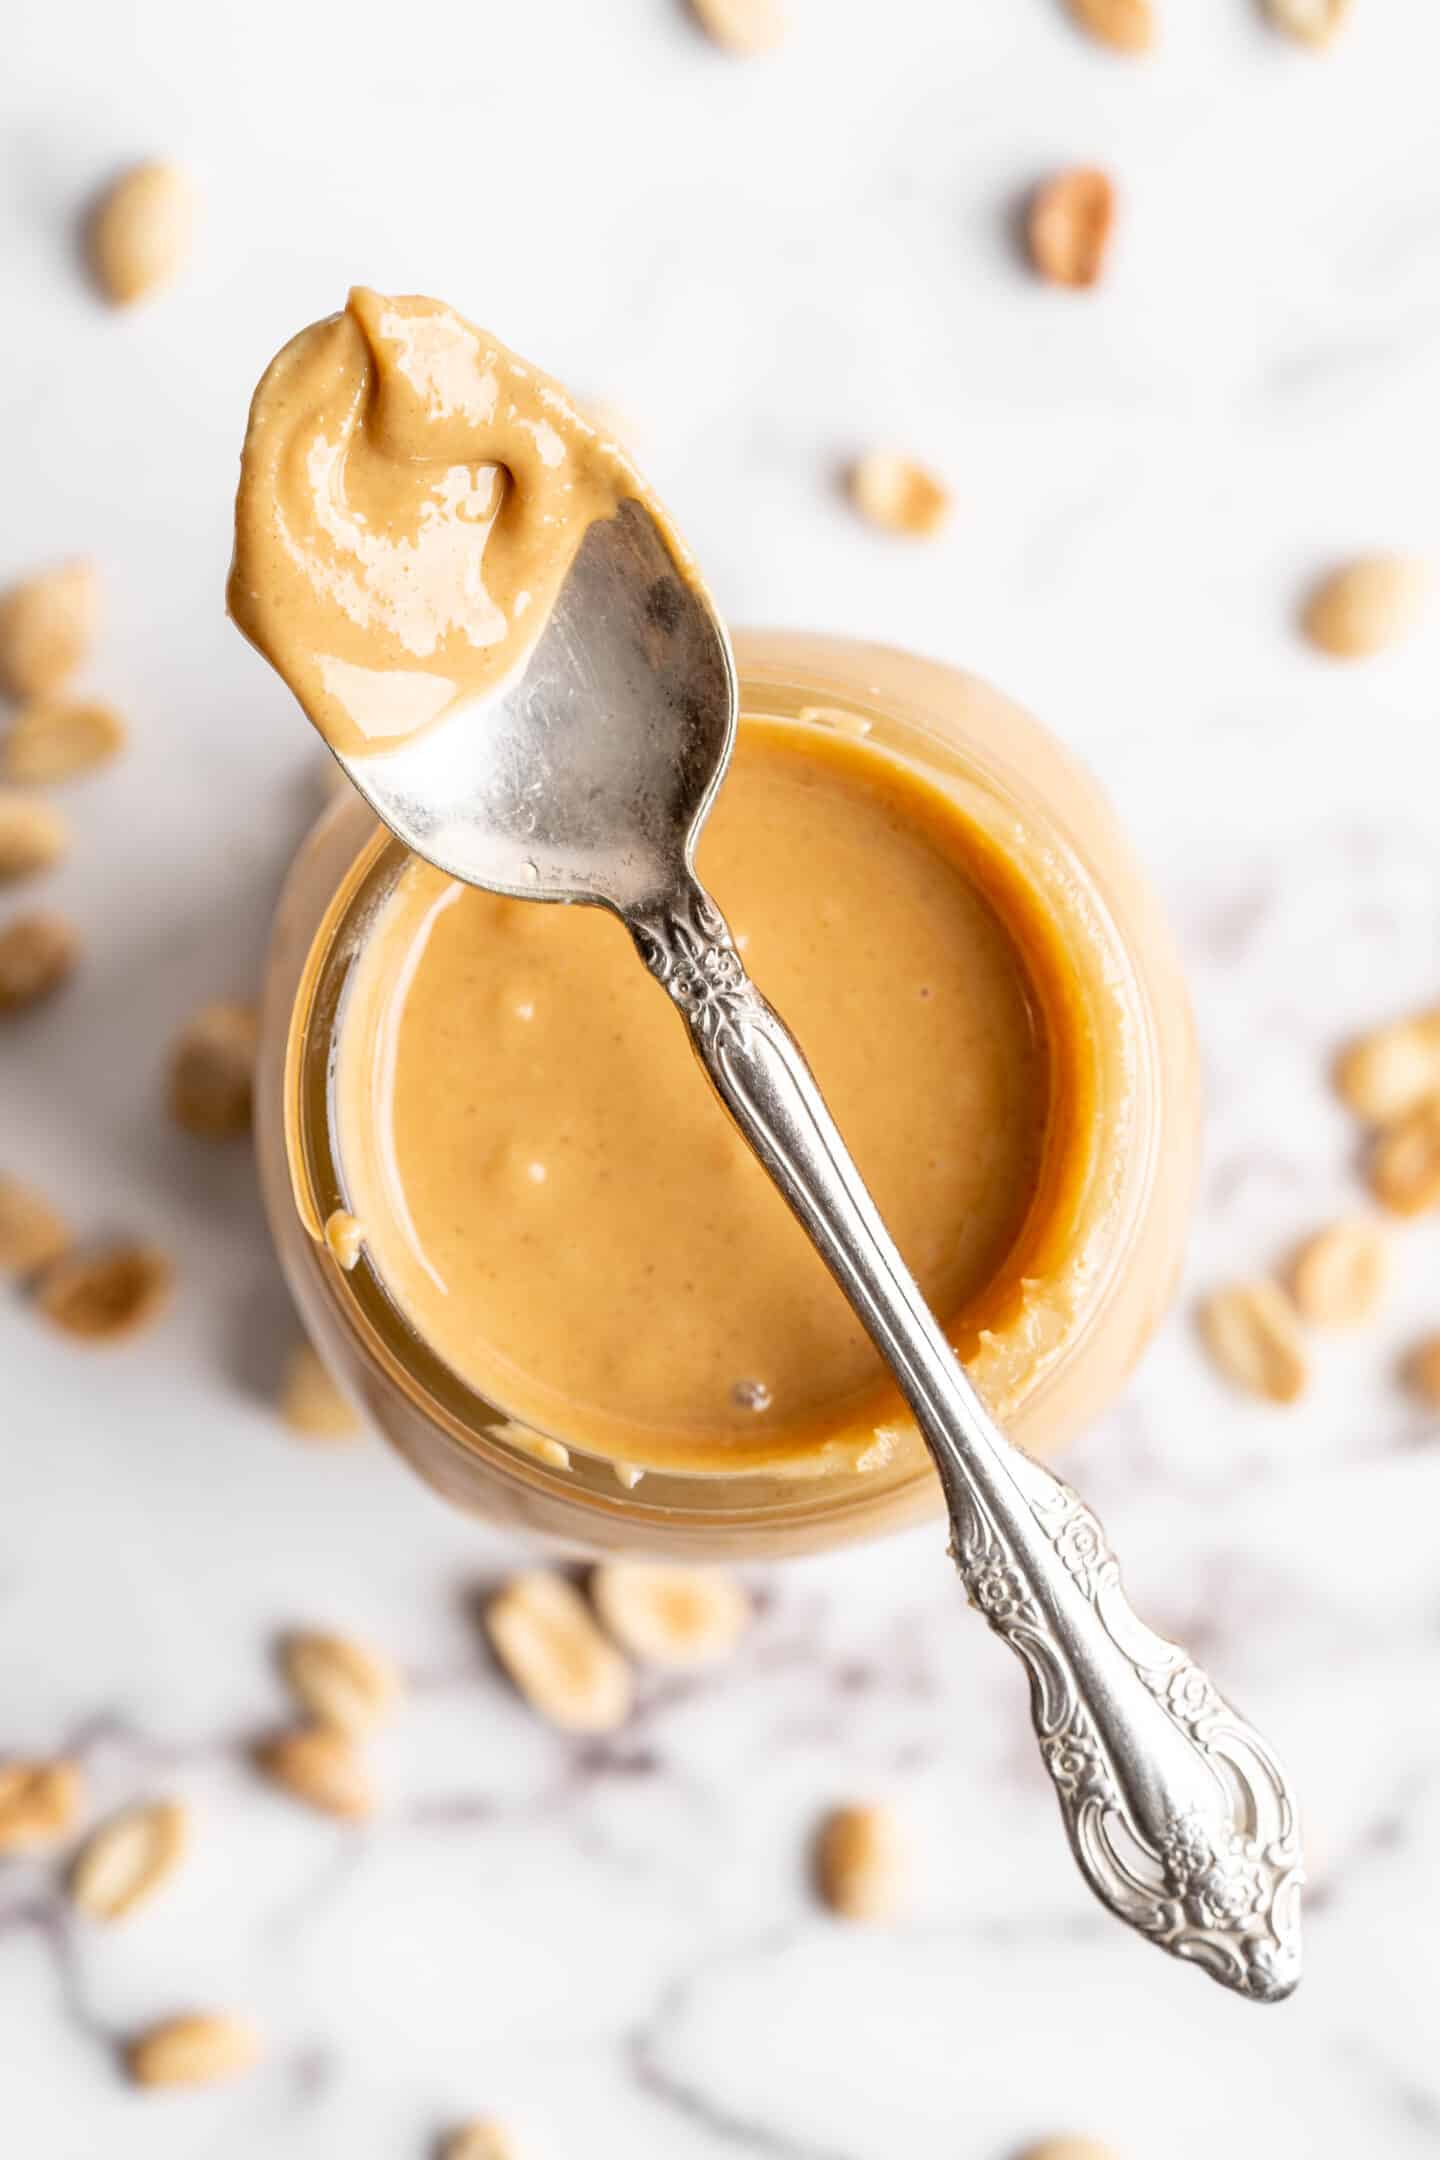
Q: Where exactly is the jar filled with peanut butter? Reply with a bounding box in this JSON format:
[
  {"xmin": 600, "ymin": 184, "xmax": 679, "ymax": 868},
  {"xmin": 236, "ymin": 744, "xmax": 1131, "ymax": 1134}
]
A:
[{"xmin": 255, "ymin": 631, "xmax": 1198, "ymax": 1557}]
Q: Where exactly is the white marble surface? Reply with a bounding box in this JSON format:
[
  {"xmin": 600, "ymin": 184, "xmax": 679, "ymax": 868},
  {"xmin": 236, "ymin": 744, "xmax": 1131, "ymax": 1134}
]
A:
[{"xmin": 4, "ymin": 0, "xmax": 1440, "ymax": 2152}]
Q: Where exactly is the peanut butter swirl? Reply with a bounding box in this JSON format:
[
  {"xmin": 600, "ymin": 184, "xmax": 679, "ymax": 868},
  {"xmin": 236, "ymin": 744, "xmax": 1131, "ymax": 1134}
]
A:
[{"xmin": 229, "ymin": 289, "xmax": 657, "ymax": 757}]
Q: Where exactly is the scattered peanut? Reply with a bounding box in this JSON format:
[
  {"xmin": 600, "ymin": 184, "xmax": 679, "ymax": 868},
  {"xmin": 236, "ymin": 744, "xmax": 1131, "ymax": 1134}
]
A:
[
  {"xmin": 0, "ymin": 1759, "xmax": 83, "ymax": 1853},
  {"xmin": 1017, "ymin": 2139, "xmax": 1122, "ymax": 2160},
  {"xmin": 1062, "ymin": 0, "xmax": 1155, "ymax": 55},
  {"xmin": 33, "ymin": 1242, "xmax": 172, "ymax": 1341},
  {"xmin": 1288, "ymin": 1220, "xmax": 1389, "ymax": 1328},
  {"xmin": 1198, "ymin": 1281, "xmax": 1308, "ymax": 1404},
  {"xmin": 486, "ymin": 1571, "xmax": 633, "ymax": 1733},
  {"xmin": 1404, "ymin": 1335, "xmax": 1440, "ymax": 1409},
  {"xmin": 2, "ymin": 698, "xmax": 127, "ymax": 783},
  {"xmin": 0, "ymin": 1174, "xmax": 71, "ymax": 1277},
  {"xmin": 688, "ymin": 0, "xmax": 785, "ymax": 55},
  {"xmin": 1028, "ymin": 168, "xmax": 1117, "ymax": 289},
  {"xmin": 125, "ymin": 2012, "xmax": 261, "ymax": 2089},
  {"xmin": 168, "ymin": 999, "xmax": 258, "ymax": 1139},
  {"xmin": 280, "ymin": 1630, "xmax": 401, "ymax": 1737},
  {"xmin": 0, "ymin": 913, "xmax": 80, "ymax": 1014},
  {"xmin": 69, "ymin": 1799, "xmax": 189, "ymax": 1921},
  {"xmin": 1368, "ymin": 1096, "xmax": 1440, "ymax": 1217},
  {"xmin": 1264, "ymin": 0, "xmax": 1353, "ymax": 46},
  {"xmin": 441, "ymin": 2123, "xmax": 521, "ymax": 2160},
  {"xmin": 815, "ymin": 1802, "xmax": 907, "ymax": 1922},
  {"xmin": 89, "ymin": 161, "xmax": 198, "ymax": 307},
  {"xmin": 0, "ymin": 794, "xmax": 68, "ymax": 884},
  {"xmin": 278, "ymin": 1341, "xmax": 361, "ymax": 1440},
  {"xmin": 591, "ymin": 1562, "xmax": 750, "ymax": 1668},
  {"xmin": 1335, "ymin": 1010, "xmax": 1440, "ymax": 1125},
  {"xmin": 0, "ymin": 561, "xmax": 98, "ymax": 700},
  {"xmin": 254, "ymin": 1726, "xmax": 375, "ymax": 1818},
  {"xmin": 1302, "ymin": 555, "xmax": 1430, "ymax": 660},
  {"xmin": 848, "ymin": 453, "xmax": 950, "ymax": 538}
]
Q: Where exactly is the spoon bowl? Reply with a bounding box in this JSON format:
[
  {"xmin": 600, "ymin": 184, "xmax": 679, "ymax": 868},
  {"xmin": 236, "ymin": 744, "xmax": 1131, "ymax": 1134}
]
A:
[{"xmin": 333, "ymin": 499, "xmax": 736, "ymax": 917}]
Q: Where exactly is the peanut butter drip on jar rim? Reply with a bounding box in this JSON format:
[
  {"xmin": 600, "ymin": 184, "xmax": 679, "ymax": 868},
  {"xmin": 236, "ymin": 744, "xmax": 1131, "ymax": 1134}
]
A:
[{"xmin": 228, "ymin": 289, "xmax": 681, "ymax": 759}]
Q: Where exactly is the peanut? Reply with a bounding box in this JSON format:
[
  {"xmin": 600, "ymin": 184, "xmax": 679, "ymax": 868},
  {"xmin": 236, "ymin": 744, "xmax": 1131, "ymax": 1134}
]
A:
[
  {"xmin": 1028, "ymin": 168, "xmax": 1116, "ymax": 289},
  {"xmin": 848, "ymin": 453, "xmax": 950, "ymax": 537},
  {"xmin": 591, "ymin": 1562, "xmax": 750, "ymax": 1668},
  {"xmin": 1198, "ymin": 1281, "xmax": 1308, "ymax": 1404},
  {"xmin": 89, "ymin": 161, "xmax": 198, "ymax": 306},
  {"xmin": 815, "ymin": 1802, "xmax": 907, "ymax": 1922},
  {"xmin": 486, "ymin": 1571, "xmax": 633, "ymax": 1733},
  {"xmin": 1302, "ymin": 555, "xmax": 1430, "ymax": 659}
]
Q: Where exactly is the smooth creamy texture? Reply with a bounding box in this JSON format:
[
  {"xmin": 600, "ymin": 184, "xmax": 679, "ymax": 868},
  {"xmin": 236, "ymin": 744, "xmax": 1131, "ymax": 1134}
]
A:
[
  {"xmin": 334, "ymin": 718, "xmax": 1077, "ymax": 1474},
  {"xmin": 229, "ymin": 289, "xmax": 661, "ymax": 756}
]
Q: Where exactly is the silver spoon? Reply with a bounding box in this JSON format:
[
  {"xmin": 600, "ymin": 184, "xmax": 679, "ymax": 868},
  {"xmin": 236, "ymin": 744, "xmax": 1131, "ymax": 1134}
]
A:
[{"xmin": 332, "ymin": 497, "xmax": 1303, "ymax": 2002}]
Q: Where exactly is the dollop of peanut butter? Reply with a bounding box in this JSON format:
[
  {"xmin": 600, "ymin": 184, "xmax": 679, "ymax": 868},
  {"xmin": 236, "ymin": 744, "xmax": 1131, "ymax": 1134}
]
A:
[{"xmin": 229, "ymin": 289, "xmax": 655, "ymax": 757}]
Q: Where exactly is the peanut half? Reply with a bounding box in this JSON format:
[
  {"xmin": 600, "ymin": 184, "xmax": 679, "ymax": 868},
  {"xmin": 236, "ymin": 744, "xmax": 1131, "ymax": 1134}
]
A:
[
  {"xmin": 688, "ymin": 0, "xmax": 785, "ymax": 55},
  {"xmin": 0, "ymin": 912, "xmax": 80, "ymax": 1014},
  {"xmin": 168, "ymin": 999, "xmax": 258, "ymax": 1138},
  {"xmin": 0, "ymin": 1759, "xmax": 83, "ymax": 1853},
  {"xmin": 2, "ymin": 699, "xmax": 127, "ymax": 784},
  {"xmin": 0, "ymin": 793, "xmax": 68, "ymax": 884},
  {"xmin": 441, "ymin": 2123, "xmax": 521, "ymax": 2160},
  {"xmin": 254, "ymin": 1726, "xmax": 375, "ymax": 1819},
  {"xmin": 591, "ymin": 1562, "xmax": 750, "ymax": 1668},
  {"xmin": 815, "ymin": 1802, "xmax": 908, "ymax": 1922},
  {"xmin": 1404, "ymin": 1336, "xmax": 1440, "ymax": 1409},
  {"xmin": 89, "ymin": 161, "xmax": 198, "ymax": 307},
  {"xmin": 280, "ymin": 1630, "xmax": 401, "ymax": 1737},
  {"xmin": 1062, "ymin": 0, "xmax": 1155, "ymax": 55},
  {"xmin": 1369, "ymin": 1096, "xmax": 1440, "ymax": 1217},
  {"xmin": 0, "ymin": 1174, "xmax": 71, "ymax": 1277},
  {"xmin": 0, "ymin": 560, "xmax": 98, "ymax": 700},
  {"xmin": 486, "ymin": 1571, "xmax": 633, "ymax": 1733},
  {"xmin": 1028, "ymin": 168, "xmax": 1117, "ymax": 289},
  {"xmin": 1302, "ymin": 555, "xmax": 1431, "ymax": 659},
  {"xmin": 848, "ymin": 453, "xmax": 950, "ymax": 538},
  {"xmin": 126, "ymin": 2012, "xmax": 261, "ymax": 2089},
  {"xmin": 1264, "ymin": 0, "xmax": 1353, "ymax": 46},
  {"xmin": 1198, "ymin": 1281, "xmax": 1308, "ymax": 1403},
  {"xmin": 1335, "ymin": 1009, "xmax": 1440, "ymax": 1124},
  {"xmin": 1017, "ymin": 2140, "xmax": 1123, "ymax": 2160},
  {"xmin": 33, "ymin": 1242, "xmax": 173, "ymax": 1341},
  {"xmin": 69, "ymin": 1799, "xmax": 189, "ymax": 1922},
  {"xmin": 1288, "ymin": 1219, "xmax": 1389, "ymax": 1327}
]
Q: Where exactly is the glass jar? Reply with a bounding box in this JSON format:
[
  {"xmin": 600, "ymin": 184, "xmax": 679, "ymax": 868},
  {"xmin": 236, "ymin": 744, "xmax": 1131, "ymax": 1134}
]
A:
[{"xmin": 255, "ymin": 631, "xmax": 1199, "ymax": 1558}]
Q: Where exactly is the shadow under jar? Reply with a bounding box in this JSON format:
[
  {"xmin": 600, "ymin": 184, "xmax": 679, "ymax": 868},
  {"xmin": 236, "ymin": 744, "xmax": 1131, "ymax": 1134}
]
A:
[{"xmin": 256, "ymin": 632, "xmax": 1199, "ymax": 1558}]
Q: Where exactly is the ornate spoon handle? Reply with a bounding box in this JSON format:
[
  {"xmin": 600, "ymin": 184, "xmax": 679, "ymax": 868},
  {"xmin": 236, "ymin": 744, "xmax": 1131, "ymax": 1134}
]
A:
[{"xmin": 626, "ymin": 875, "xmax": 1302, "ymax": 2003}]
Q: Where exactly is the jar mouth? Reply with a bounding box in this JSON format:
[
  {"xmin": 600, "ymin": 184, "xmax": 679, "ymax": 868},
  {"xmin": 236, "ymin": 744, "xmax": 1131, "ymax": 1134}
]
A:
[{"xmin": 281, "ymin": 639, "xmax": 1163, "ymax": 1536}]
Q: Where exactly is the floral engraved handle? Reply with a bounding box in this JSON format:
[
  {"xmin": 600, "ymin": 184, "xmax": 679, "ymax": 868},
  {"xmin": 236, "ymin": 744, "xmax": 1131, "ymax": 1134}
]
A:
[
  {"xmin": 625, "ymin": 876, "xmax": 1303, "ymax": 2002},
  {"xmin": 948, "ymin": 1448, "xmax": 1302, "ymax": 2003},
  {"xmin": 627, "ymin": 879, "xmax": 760, "ymax": 1052}
]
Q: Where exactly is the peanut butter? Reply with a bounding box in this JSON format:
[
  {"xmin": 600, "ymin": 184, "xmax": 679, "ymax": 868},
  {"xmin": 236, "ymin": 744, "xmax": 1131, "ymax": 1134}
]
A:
[
  {"xmin": 229, "ymin": 289, "xmax": 675, "ymax": 757},
  {"xmin": 333, "ymin": 716, "xmax": 1084, "ymax": 1475}
]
